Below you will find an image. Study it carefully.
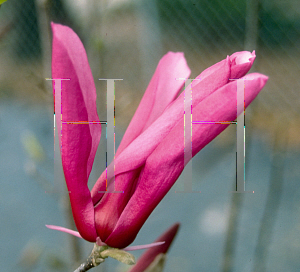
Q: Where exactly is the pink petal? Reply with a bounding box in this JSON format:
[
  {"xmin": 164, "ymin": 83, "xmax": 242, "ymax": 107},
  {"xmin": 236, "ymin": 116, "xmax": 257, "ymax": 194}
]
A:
[
  {"xmin": 229, "ymin": 50, "xmax": 256, "ymax": 79},
  {"xmin": 195, "ymin": 56, "xmax": 230, "ymax": 81},
  {"xmin": 93, "ymin": 170, "xmax": 141, "ymax": 241},
  {"xmin": 116, "ymin": 52, "xmax": 191, "ymax": 157},
  {"xmin": 46, "ymin": 225, "xmax": 83, "ymax": 238},
  {"xmin": 105, "ymin": 74, "xmax": 268, "ymax": 248},
  {"xmin": 52, "ymin": 22, "xmax": 100, "ymax": 242},
  {"xmin": 123, "ymin": 241, "xmax": 165, "ymax": 251},
  {"xmin": 127, "ymin": 223, "xmax": 180, "ymax": 272},
  {"xmin": 192, "ymin": 51, "xmax": 255, "ymax": 87}
]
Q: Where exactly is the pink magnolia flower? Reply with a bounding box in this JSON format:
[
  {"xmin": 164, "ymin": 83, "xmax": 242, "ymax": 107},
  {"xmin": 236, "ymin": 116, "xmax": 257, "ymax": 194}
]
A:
[{"xmin": 48, "ymin": 22, "xmax": 268, "ymax": 249}]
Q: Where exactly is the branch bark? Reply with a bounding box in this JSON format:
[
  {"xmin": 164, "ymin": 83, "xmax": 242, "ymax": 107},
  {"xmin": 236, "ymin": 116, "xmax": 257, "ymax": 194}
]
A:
[{"xmin": 73, "ymin": 256, "xmax": 96, "ymax": 272}]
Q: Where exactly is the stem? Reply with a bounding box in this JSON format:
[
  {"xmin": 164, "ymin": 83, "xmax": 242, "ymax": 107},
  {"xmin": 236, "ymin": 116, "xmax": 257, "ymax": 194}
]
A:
[
  {"xmin": 73, "ymin": 256, "xmax": 95, "ymax": 272},
  {"xmin": 73, "ymin": 244, "xmax": 106, "ymax": 272}
]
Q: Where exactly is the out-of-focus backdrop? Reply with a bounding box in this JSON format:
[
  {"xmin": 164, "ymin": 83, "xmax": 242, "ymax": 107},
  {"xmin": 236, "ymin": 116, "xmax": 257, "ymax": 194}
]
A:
[{"xmin": 0, "ymin": 0, "xmax": 299, "ymax": 271}]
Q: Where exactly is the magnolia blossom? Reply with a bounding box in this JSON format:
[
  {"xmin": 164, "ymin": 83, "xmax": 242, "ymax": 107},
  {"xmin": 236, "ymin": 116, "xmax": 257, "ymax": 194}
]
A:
[{"xmin": 48, "ymin": 22, "xmax": 268, "ymax": 249}]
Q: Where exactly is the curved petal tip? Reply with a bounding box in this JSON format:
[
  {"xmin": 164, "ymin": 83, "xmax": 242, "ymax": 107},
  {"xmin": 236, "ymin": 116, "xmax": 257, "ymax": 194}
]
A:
[{"xmin": 46, "ymin": 225, "xmax": 83, "ymax": 239}]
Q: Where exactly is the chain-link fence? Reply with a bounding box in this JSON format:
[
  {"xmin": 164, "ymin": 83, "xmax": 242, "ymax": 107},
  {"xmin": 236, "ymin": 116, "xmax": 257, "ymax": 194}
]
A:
[{"xmin": 1, "ymin": 0, "xmax": 299, "ymax": 135}]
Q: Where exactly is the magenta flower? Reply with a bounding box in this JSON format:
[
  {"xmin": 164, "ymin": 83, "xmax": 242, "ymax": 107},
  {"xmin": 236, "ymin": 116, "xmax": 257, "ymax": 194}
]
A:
[{"xmin": 48, "ymin": 22, "xmax": 268, "ymax": 249}]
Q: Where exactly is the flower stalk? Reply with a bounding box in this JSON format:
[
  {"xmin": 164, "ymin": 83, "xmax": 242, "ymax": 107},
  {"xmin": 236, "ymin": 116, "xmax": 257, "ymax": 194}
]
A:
[
  {"xmin": 73, "ymin": 243, "xmax": 104, "ymax": 272},
  {"xmin": 74, "ymin": 243, "xmax": 135, "ymax": 272}
]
